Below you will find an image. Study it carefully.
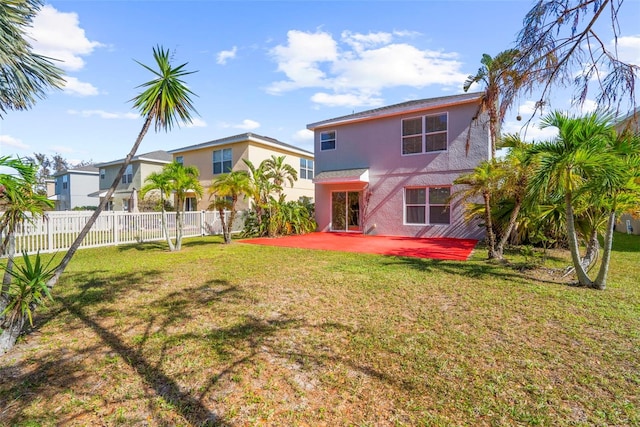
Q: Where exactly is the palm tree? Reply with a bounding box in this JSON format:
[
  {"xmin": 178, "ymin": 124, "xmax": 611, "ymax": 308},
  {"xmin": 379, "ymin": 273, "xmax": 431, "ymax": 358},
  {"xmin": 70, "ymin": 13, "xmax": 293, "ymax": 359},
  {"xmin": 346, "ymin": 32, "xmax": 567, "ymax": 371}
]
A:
[
  {"xmin": 0, "ymin": 0, "xmax": 64, "ymax": 118},
  {"xmin": 263, "ymin": 155, "xmax": 298, "ymax": 197},
  {"xmin": 463, "ymin": 50, "xmax": 523, "ymax": 158},
  {"xmin": 163, "ymin": 162, "xmax": 203, "ymax": 251},
  {"xmin": 140, "ymin": 170, "xmax": 175, "ymax": 251},
  {"xmin": 0, "ymin": 156, "xmax": 53, "ymax": 352},
  {"xmin": 47, "ymin": 45, "xmax": 198, "ymax": 287},
  {"xmin": 527, "ymin": 110, "xmax": 626, "ymax": 289},
  {"xmin": 453, "ymin": 159, "xmax": 505, "ymax": 259},
  {"xmin": 209, "ymin": 171, "xmax": 251, "ymax": 244}
]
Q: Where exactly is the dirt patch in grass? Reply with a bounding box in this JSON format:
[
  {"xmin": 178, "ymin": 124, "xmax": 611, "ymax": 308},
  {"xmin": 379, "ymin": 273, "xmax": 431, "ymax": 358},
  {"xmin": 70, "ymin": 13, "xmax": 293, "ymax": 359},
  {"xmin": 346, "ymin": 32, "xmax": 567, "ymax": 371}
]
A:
[{"xmin": 1, "ymin": 236, "xmax": 639, "ymax": 426}]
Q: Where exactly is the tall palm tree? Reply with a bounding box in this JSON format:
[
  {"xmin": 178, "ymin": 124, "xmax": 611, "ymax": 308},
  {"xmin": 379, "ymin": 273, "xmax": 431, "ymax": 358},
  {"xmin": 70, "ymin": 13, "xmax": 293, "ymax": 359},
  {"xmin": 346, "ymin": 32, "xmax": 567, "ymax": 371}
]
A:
[
  {"xmin": 47, "ymin": 45, "xmax": 198, "ymax": 287},
  {"xmin": 209, "ymin": 171, "xmax": 251, "ymax": 244},
  {"xmin": 463, "ymin": 50, "xmax": 523, "ymax": 158},
  {"xmin": 0, "ymin": 0, "xmax": 65, "ymax": 117},
  {"xmin": 140, "ymin": 170, "xmax": 175, "ymax": 251},
  {"xmin": 242, "ymin": 158, "xmax": 273, "ymax": 229},
  {"xmin": 163, "ymin": 162, "xmax": 203, "ymax": 251},
  {"xmin": 527, "ymin": 110, "xmax": 624, "ymax": 289}
]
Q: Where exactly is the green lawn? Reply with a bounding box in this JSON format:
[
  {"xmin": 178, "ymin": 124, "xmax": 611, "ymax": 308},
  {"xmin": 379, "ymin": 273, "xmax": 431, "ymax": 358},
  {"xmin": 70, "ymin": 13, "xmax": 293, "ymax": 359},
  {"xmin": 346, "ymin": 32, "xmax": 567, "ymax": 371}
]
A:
[{"xmin": 1, "ymin": 233, "xmax": 638, "ymax": 426}]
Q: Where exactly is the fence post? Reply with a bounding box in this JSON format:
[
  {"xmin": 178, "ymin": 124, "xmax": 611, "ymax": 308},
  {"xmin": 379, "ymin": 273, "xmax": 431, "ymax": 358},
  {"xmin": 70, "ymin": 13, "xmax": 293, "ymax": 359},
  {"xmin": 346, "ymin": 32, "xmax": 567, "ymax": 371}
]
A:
[
  {"xmin": 47, "ymin": 215, "xmax": 53, "ymax": 253},
  {"xmin": 113, "ymin": 211, "xmax": 119, "ymax": 245}
]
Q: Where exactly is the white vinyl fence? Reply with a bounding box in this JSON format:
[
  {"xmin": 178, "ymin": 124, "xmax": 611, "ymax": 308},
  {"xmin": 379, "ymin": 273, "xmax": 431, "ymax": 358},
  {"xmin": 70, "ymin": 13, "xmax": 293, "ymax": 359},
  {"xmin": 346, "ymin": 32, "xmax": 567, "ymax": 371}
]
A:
[{"xmin": 0, "ymin": 210, "xmax": 244, "ymax": 257}]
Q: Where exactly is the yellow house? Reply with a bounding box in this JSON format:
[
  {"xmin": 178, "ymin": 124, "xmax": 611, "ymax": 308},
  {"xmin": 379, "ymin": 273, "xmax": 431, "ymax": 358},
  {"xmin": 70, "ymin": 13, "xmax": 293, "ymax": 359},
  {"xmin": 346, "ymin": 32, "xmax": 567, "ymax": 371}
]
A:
[{"xmin": 168, "ymin": 133, "xmax": 315, "ymax": 211}]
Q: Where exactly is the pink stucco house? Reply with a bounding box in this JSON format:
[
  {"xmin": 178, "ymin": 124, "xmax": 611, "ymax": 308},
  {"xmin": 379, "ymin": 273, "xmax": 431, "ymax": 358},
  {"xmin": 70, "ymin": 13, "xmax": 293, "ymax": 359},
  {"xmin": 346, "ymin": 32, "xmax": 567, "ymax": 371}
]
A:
[{"xmin": 307, "ymin": 92, "xmax": 489, "ymax": 239}]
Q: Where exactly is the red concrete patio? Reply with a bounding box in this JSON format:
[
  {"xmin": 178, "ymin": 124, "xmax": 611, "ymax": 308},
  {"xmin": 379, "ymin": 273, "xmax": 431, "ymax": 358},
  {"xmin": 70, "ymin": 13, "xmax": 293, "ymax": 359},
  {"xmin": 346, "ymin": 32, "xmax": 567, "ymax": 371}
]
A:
[{"xmin": 239, "ymin": 232, "xmax": 478, "ymax": 261}]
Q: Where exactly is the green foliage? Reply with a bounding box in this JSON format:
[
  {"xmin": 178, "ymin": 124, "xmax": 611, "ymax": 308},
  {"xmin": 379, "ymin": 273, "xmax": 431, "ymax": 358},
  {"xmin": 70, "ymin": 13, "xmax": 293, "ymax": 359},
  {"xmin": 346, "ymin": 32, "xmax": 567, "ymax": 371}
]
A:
[{"xmin": 1, "ymin": 252, "xmax": 56, "ymax": 327}]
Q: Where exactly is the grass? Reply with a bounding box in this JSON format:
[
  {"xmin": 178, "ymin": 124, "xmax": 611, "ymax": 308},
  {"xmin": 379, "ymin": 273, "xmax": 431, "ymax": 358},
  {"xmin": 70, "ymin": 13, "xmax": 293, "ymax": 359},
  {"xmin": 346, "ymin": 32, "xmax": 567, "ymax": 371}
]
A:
[{"xmin": 0, "ymin": 232, "xmax": 638, "ymax": 426}]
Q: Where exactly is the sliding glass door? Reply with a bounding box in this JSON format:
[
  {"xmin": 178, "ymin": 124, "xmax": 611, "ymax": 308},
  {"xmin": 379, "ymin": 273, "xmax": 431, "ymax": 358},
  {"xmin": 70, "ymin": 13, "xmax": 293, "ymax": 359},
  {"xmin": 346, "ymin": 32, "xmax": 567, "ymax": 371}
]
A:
[{"xmin": 331, "ymin": 191, "xmax": 361, "ymax": 232}]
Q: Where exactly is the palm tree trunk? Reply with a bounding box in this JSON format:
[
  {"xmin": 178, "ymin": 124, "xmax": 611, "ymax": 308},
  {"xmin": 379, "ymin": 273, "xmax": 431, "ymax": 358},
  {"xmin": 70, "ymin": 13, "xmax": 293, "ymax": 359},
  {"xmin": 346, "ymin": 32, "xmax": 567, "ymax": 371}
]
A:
[
  {"xmin": 1, "ymin": 232, "xmax": 16, "ymax": 312},
  {"xmin": 496, "ymin": 198, "xmax": 522, "ymax": 259},
  {"xmin": 160, "ymin": 202, "xmax": 175, "ymax": 251},
  {"xmin": 0, "ymin": 313, "xmax": 25, "ymax": 354},
  {"xmin": 565, "ymin": 192, "xmax": 594, "ymax": 286},
  {"xmin": 218, "ymin": 208, "xmax": 230, "ymax": 244},
  {"xmin": 175, "ymin": 205, "xmax": 183, "ymax": 251},
  {"xmin": 47, "ymin": 114, "xmax": 154, "ymax": 289},
  {"xmin": 594, "ymin": 211, "xmax": 616, "ymax": 290},
  {"xmin": 483, "ymin": 192, "xmax": 499, "ymax": 259}
]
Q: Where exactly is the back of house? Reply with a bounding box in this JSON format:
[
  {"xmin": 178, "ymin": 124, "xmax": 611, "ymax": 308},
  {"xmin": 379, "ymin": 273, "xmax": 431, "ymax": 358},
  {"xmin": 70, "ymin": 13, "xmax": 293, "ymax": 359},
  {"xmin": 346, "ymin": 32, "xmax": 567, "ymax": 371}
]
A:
[{"xmin": 308, "ymin": 92, "xmax": 489, "ymax": 239}]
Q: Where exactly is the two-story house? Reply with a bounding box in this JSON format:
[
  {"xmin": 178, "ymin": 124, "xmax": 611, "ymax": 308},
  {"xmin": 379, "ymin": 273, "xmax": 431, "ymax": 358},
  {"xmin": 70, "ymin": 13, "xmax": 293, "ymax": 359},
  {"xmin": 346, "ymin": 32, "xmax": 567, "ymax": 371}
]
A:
[
  {"xmin": 50, "ymin": 165, "xmax": 99, "ymax": 211},
  {"xmin": 168, "ymin": 133, "xmax": 315, "ymax": 211},
  {"xmin": 307, "ymin": 92, "xmax": 489, "ymax": 239},
  {"xmin": 93, "ymin": 150, "xmax": 172, "ymax": 211}
]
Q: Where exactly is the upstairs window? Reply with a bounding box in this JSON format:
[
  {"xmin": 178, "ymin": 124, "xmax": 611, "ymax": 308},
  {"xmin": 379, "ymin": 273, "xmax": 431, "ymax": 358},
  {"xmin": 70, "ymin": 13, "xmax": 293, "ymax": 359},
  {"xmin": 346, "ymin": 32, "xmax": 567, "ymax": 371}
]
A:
[
  {"xmin": 100, "ymin": 169, "xmax": 105, "ymax": 180},
  {"xmin": 300, "ymin": 158, "xmax": 314, "ymax": 179},
  {"xmin": 175, "ymin": 156, "xmax": 184, "ymax": 165},
  {"xmin": 401, "ymin": 113, "xmax": 448, "ymax": 155},
  {"xmin": 62, "ymin": 175, "xmax": 68, "ymax": 190},
  {"xmin": 213, "ymin": 148, "xmax": 232, "ymax": 174},
  {"xmin": 320, "ymin": 131, "xmax": 336, "ymax": 151},
  {"xmin": 121, "ymin": 165, "xmax": 133, "ymax": 184}
]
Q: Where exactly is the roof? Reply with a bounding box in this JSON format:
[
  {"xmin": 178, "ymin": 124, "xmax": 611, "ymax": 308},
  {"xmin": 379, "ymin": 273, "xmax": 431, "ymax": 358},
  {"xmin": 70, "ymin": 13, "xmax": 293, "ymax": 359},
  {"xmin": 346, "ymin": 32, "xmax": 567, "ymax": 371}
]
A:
[
  {"xmin": 168, "ymin": 132, "xmax": 313, "ymax": 157},
  {"xmin": 307, "ymin": 92, "xmax": 484, "ymax": 130},
  {"xmin": 313, "ymin": 168, "xmax": 369, "ymax": 184},
  {"xmin": 95, "ymin": 150, "xmax": 172, "ymax": 168},
  {"xmin": 52, "ymin": 165, "xmax": 99, "ymax": 177}
]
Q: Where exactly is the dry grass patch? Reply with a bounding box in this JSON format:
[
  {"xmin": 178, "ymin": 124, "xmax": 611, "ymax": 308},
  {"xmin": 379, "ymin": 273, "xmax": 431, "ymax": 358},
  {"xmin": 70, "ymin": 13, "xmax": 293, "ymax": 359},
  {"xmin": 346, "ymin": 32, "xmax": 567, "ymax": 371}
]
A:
[{"xmin": 1, "ymin": 233, "xmax": 639, "ymax": 426}]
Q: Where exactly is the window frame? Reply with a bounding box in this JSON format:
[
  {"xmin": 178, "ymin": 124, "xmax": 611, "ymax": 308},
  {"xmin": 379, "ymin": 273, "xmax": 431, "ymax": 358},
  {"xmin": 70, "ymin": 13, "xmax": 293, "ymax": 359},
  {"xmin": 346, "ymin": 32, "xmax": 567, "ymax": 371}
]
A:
[
  {"xmin": 212, "ymin": 148, "xmax": 232, "ymax": 175},
  {"xmin": 300, "ymin": 158, "xmax": 314, "ymax": 180},
  {"xmin": 320, "ymin": 130, "xmax": 336, "ymax": 151},
  {"xmin": 403, "ymin": 186, "xmax": 451, "ymax": 225},
  {"xmin": 400, "ymin": 112, "xmax": 449, "ymax": 156},
  {"xmin": 121, "ymin": 164, "xmax": 133, "ymax": 184}
]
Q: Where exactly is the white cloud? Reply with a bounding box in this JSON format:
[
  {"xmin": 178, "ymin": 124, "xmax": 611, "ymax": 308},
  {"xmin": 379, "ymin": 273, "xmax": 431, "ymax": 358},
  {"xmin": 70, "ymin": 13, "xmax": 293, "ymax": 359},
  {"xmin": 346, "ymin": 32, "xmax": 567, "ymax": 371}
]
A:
[
  {"xmin": 502, "ymin": 120, "xmax": 559, "ymax": 142},
  {"xmin": 0, "ymin": 135, "xmax": 30, "ymax": 150},
  {"xmin": 311, "ymin": 92, "xmax": 384, "ymax": 108},
  {"xmin": 219, "ymin": 119, "xmax": 261, "ymax": 130},
  {"xmin": 28, "ymin": 5, "xmax": 103, "ymax": 72},
  {"xmin": 67, "ymin": 110, "xmax": 139, "ymax": 119},
  {"xmin": 63, "ymin": 77, "xmax": 99, "ymax": 96},
  {"xmin": 186, "ymin": 118, "xmax": 207, "ymax": 128},
  {"xmin": 615, "ymin": 35, "xmax": 640, "ymax": 66},
  {"xmin": 292, "ymin": 128, "xmax": 314, "ymax": 143},
  {"xmin": 267, "ymin": 29, "xmax": 466, "ymax": 108},
  {"xmin": 217, "ymin": 46, "xmax": 238, "ymax": 65}
]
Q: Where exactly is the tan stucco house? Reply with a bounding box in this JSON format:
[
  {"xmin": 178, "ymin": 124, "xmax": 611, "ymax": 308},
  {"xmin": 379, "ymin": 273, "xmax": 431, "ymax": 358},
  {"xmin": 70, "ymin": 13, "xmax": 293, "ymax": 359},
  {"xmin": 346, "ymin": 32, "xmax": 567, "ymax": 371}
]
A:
[{"xmin": 168, "ymin": 133, "xmax": 314, "ymax": 211}]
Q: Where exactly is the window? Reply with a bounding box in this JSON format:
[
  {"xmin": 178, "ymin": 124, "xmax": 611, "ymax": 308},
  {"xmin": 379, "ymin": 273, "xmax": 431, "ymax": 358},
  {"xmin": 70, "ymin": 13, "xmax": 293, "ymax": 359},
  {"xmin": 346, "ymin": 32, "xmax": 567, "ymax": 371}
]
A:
[
  {"xmin": 401, "ymin": 113, "xmax": 448, "ymax": 155},
  {"xmin": 121, "ymin": 164, "xmax": 133, "ymax": 184},
  {"xmin": 62, "ymin": 175, "xmax": 68, "ymax": 190},
  {"xmin": 300, "ymin": 158, "xmax": 314, "ymax": 179},
  {"xmin": 213, "ymin": 148, "xmax": 232, "ymax": 174},
  {"xmin": 320, "ymin": 131, "xmax": 336, "ymax": 151},
  {"xmin": 100, "ymin": 169, "xmax": 105, "ymax": 180},
  {"xmin": 404, "ymin": 186, "xmax": 450, "ymax": 225},
  {"xmin": 176, "ymin": 156, "xmax": 183, "ymax": 165}
]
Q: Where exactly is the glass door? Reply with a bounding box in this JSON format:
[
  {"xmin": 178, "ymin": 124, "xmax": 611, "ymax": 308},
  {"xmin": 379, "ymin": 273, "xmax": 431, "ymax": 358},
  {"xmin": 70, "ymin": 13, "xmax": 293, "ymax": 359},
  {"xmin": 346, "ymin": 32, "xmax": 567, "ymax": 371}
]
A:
[{"xmin": 331, "ymin": 191, "xmax": 361, "ymax": 232}]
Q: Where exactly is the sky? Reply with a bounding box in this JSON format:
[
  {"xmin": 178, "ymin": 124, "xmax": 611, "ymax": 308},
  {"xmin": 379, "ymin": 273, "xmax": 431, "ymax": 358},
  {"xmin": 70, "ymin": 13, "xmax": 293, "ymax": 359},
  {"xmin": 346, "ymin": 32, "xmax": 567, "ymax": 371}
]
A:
[{"xmin": 1, "ymin": 0, "xmax": 639, "ymax": 165}]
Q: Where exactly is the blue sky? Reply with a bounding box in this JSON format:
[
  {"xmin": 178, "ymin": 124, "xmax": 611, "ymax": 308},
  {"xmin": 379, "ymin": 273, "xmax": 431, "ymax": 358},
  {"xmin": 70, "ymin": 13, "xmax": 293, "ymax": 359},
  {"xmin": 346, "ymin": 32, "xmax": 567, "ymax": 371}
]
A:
[{"xmin": 1, "ymin": 0, "xmax": 639, "ymax": 165}]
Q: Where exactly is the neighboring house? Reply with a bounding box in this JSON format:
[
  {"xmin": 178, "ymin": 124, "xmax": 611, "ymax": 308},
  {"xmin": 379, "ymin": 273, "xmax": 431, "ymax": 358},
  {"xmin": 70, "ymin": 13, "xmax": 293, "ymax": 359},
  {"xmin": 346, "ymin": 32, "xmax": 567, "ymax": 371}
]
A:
[
  {"xmin": 307, "ymin": 92, "xmax": 489, "ymax": 239},
  {"xmin": 92, "ymin": 150, "xmax": 172, "ymax": 211},
  {"xmin": 614, "ymin": 107, "xmax": 640, "ymax": 235},
  {"xmin": 50, "ymin": 165, "xmax": 99, "ymax": 211},
  {"xmin": 168, "ymin": 133, "xmax": 315, "ymax": 211}
]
